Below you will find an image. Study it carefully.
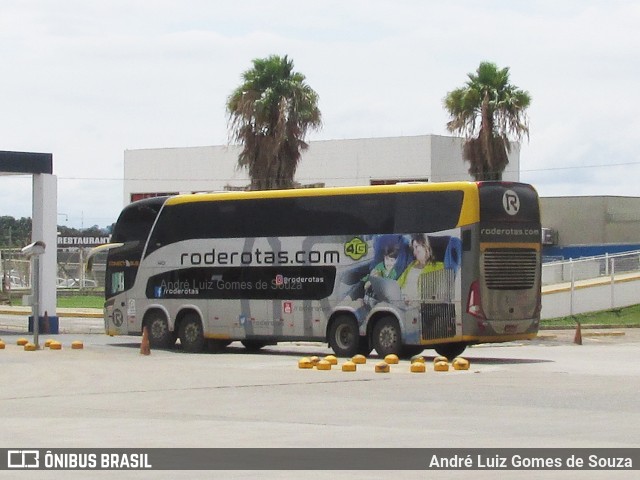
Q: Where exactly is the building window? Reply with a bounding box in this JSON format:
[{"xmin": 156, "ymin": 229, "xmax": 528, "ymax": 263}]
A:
[{"xmin": 370, "ymin": 178, "xmax": 429, "ymax": 186}]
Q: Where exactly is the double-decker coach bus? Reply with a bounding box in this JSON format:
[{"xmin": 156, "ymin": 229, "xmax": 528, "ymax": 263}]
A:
[{"xmin": 102, "ymin": 181, "xmax": 541, "ymax": 358}]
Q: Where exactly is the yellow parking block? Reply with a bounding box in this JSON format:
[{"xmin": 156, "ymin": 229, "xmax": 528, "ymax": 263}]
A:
[
  {"xmin": 298, "ymin": 357, "xmax": 313, "ymax": 369},
  {"xmin": 410, "ymin": 362, "xmax": 426, "ymax": 373},
  {"xmin": 452, "ymin": 357, "xmax": 470, "ymax": 370},
  {"xmin": 375, "ymin": 362, "xmax": 390, "ymax": 373},
  {"xmin": 316, "ymin": 359, "xmax": 332, "ymax": 371},
  {"xmin": 434, "ymin": 361, "xmax": 449, "ymax": 372},
  {"xmin": 351, "ymin": 354, "xmax": 367, "ymax": 364},
  {"xmin": 341, "ymin": 361, "xmax": 357, "ymax": 372},
  {"xmin": 384, "ymin": 354, "xmax": 399, "ymax": 365}
]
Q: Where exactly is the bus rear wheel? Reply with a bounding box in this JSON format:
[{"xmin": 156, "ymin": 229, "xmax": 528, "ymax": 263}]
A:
[
  {"xmin": 372, "ymin": 316, "xmax": 401, "ymax": 357},
  {"xmin": 434, "ymin": 342, "xmax": 466, "ymax": 360},
  {"xmin": 179, "ymin": 314, "xmax": 205, "ymax": 353},
  {"xmin": 328, "ymin": 315, "xmax": 360, "ymax": 357},
  {"xmin": 145, "ymin": 312, "xmax": 174, "ymax": 349}
]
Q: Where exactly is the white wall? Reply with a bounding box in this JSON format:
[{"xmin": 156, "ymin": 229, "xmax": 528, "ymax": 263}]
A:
[
  {"xmin": 295, "ymin": 135, "xmax": 433, "ymax": 186},
  {"xmin": 541, "ymin": 277, "xmax": 640, "ymax": 319},
  {"xmin": 123, "ymin": 134, "xmax": 521, "ymax": 205}
]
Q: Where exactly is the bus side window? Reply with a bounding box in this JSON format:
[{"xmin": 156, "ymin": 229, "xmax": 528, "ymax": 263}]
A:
[{"xmin": 111, "ymin": 272, "xmax": 125, "ymax": 294}]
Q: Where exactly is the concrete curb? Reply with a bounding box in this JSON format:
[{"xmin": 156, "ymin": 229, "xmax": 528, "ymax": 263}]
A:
[{"xmin": 540, "ymin": 324, "xmax": 640, "ymax": 330}]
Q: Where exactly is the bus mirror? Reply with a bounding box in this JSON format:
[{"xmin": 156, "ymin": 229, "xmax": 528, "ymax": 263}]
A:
[{"xmin": 85, "ymin": 243, "xmax": 124, "ymax": 272}]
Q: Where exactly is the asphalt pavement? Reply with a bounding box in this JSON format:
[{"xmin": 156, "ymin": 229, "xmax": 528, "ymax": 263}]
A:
[{"xmin": 1, "ymin": 307, "xmax": 639, "ymax": 480}]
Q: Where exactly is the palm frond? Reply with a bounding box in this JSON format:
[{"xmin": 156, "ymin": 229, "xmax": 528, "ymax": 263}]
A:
[
  {"xmin": 226, "ymin": 55, "xmax": 322, "ymax": 189},
  {"xmin": 444, "ymin": 61, "xmax": 530, "ymax": 180}
]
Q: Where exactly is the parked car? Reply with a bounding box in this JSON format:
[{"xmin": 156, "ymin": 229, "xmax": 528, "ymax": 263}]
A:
[
  {"xmin": 56, "ymin": 278, "xmax": 98, "ymax": 289},
  {"xmin": 9, "ymin": 274, "xmax": 27, "ymax": 289},
  {"xmin": 57, "ymin": 277, "xmax": 75, "ymax": 288}
]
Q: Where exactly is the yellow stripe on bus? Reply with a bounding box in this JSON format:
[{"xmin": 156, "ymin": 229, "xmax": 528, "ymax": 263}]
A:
[
  {"xmin": 204, "ymin": 333, "xmax": 232, "ymax": 340},
  {"xmin": 460, "ymin": 333, "xmax": 538, "ymax": 343}
]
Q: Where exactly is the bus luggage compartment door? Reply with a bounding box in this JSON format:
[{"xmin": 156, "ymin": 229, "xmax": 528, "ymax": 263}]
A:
[
  {"xmin": 421, "ymin": 303, "xmax": 456, "ymax": 340},
  {"xmin": 419, "ymin": 268, "xmax": 457, "ymax": 341}
]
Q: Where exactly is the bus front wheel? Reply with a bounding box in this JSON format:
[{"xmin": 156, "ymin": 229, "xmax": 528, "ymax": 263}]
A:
[
  {"xmin": 434, "ymin": 342, "xmax": 466, "ymax": 360},
  {"xmin": 328, "ymin": 315, "xmax": 360, "ymax": 357},
  {"xmin": 372, "ymin": 316, "xmax": 401, "ymax": 357},
  {"xmin": 179, "ymin": 314, "xmax": 205, "ymax": 353},
  {"xmin": 145, "ymin": 312, "xmax": 174, "ymax": 349}
]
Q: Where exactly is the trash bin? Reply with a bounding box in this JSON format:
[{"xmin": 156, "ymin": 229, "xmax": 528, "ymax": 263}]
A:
[{"xmin": 28, "ymin": 315, "xmax": 59, "ymax": 334}]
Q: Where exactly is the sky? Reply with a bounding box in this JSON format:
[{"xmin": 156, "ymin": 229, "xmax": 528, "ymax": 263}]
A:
[{"xmin": 1, "ymin": 0, "xmax": 639, "ymax": 229}]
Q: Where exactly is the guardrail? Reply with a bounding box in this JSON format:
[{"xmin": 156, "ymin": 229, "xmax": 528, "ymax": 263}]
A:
[
  {"xmin": 541, "ymin": 250, "xmax": 640, "ymax": 318},
  {"xmin": 542, "ymin": 250, "xmax": 640, "ymax": 286}
]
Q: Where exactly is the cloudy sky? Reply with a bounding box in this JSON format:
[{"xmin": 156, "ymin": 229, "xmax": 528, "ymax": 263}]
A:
[{"xmin": 1, "ymin": 0, "xmax": 639, "ymax": 229}]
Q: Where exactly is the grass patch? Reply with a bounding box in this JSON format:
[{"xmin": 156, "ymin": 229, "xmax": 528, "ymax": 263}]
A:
[
  {"xmin": 56, "ymin": 295, "xmax": 104, "ymax": 309},
  {"xmin": 542, "ymin": 304, "xmax": 640, "ymax": 328}
]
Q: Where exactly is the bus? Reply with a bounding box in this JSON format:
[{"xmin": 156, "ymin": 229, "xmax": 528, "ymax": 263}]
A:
[{"xmin": 102, "ymin": 181, "xmax": 541, "ymax": 358}]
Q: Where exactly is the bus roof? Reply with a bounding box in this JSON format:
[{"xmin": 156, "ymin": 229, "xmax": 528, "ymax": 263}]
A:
[{"xmin": 164, "ymin": 181, "xmax": 482, "ymax": 206}]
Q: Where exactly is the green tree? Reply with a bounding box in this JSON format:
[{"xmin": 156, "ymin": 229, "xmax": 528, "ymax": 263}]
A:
[
  {"xmin": 226, "ymin": 55, "xmax": 322, "ymax": 190},
  {"xmin": 0, "ymin": 216, "xmax": 31, "ymax": 247},
  {"xmin": 0, "ymin": 216, "xmax": 111, "ymax": 248},
  {"xmin": 444, "ymin": 61, "xmax": 531, "ymax": 181}
]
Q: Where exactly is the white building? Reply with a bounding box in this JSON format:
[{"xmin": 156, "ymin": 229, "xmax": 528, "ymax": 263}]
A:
[{"xmin": 123, "ymin": 134, "xmax": 520, "ymax": 204}]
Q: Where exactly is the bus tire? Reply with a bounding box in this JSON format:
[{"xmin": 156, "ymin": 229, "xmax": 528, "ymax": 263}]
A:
[
  {"xmin": 372, "ymin": 316, "xmax": 402, "ymax": 357},
  {"xmin": 328, "ymin": 315, "xmax": 360, "ymax": 357},
  {"xmin": 145, "ymin": 312, "xmax": 174, "ymax": 349},
  {"xmin": 435, "ymin": 342, "xmax": 466, "ymax": 360},
  {"xmin": 179, "ymin": 314, "xmax": 205, "ymax": 353}
]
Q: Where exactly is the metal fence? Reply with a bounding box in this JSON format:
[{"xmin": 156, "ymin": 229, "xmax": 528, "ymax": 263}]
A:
[
  {"xmin": 1, "ymin": 248, "xmax": 106, "ymax": 302},
  {"xmin": 541, "ymin": 250, "xmax": 640, "ymax": 318},
  {"xmin": 542, "ymin": 249, "xmax": 640, "ymax": 286}
]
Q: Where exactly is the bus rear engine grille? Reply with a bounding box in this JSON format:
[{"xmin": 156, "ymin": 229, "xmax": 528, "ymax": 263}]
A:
[{"xmin": 483, "ymin": 248, "xmax": 537, "ymax": 290}]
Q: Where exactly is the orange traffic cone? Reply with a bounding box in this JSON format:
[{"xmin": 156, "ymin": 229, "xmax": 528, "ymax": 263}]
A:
[
  {"xmin": 574, "ymin": 321, "xmax": 582, "ymax": 345},
  {"xmin": 140, "ymin": 326, "xmax": 151, "ymax": 355}
]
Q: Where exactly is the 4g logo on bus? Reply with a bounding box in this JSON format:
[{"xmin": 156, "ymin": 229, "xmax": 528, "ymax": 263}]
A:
[{"xmin": 344, "ymin": 237, "xmax": 368, "ymax": 261}]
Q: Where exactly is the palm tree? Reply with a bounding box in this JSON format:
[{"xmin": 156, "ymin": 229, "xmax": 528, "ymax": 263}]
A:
[
  {"xmin": 226, "ymin": 55, "xmax": 322, "ymax": 190},
  {"xmin": 444, "ymin": 62, "xmax": 531, "ymax": 181}
]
